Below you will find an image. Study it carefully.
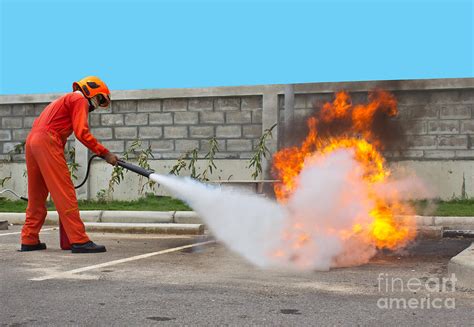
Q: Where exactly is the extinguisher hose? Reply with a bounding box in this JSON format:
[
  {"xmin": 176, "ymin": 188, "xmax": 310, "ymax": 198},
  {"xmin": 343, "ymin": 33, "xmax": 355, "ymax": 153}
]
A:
[{"xmin": 1, "ymin": 155, "xmax": 154, "ymax": 202}]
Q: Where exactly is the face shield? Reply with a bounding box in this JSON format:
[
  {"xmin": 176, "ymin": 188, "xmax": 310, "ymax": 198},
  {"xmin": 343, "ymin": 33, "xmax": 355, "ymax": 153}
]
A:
[
  {"xmin": 88, "ymin": 97, "xmax": 99, "ymax": 112},
  {"xmin": 96, "ymin": 93, "xmax": 111, "ymax": 109}
]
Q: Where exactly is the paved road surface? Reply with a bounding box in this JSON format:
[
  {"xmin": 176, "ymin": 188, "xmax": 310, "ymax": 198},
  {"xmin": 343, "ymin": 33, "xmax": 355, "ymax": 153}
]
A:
[{"xmin": 0, "ymin": 226, "xmax": 473, "ymax": 326}]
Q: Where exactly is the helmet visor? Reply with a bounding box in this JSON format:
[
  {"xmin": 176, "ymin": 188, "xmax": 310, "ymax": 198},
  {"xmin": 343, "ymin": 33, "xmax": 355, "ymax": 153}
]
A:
[{"xmin": 97, "ymin": 94, "xmax": 111, "ymax": 108}]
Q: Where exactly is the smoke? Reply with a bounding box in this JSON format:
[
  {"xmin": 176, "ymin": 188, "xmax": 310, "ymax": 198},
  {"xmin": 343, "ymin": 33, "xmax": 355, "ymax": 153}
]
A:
[
  {"xmin": 149, "ymin": 173, "xmax": 287, "ymax": 268},
  {"xmin": 148, "ymin": 91, "xmax": 428, "ymax": 271},
  {"xmin": 149, "ymin": 148, "xmax": 414, "ymax": 271},
  {"xmin": 280, "ymin": 149, "xmax": 377, "ymax": 270}
]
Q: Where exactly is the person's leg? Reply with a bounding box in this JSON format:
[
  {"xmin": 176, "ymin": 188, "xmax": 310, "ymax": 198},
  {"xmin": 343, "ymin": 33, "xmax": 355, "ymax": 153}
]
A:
[
  {"xmin": 32, "ymin": 132, "xmax": 90, "ymax": 245},
  {"xmin": 21, "ymin": 135, "xmax": 49, "ymax": 247},
  {"xmin": 59, "ymin": 220, "xmax": 71, "ymax": 250}
]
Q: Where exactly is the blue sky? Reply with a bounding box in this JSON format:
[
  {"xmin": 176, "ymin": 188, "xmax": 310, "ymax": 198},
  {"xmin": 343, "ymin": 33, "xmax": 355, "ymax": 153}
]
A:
[{"xmin": 0, "ymin": 0, "xmax": 472, "ymax": 95}]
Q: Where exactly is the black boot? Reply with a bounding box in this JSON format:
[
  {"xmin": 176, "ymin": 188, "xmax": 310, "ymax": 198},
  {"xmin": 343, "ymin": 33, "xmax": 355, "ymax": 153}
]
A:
[
  {"xmin": 71, "ymin": 241, "xmax": 106, "ymax": 253},
  {"xmin": 20, "ymin": 242, "xmax": 47, "ymax": 252}
]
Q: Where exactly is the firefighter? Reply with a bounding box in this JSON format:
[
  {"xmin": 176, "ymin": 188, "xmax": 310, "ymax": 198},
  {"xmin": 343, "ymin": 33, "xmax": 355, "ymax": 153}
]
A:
[{"xmin": 20, "ymin": 76, "xmax": 118, "ymax": 253}]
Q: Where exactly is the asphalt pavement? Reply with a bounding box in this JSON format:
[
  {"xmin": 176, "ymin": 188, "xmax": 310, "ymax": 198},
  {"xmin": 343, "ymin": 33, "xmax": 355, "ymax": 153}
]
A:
[{"xmin": 0, "ymin": 225, "xmax": 473, "ymax": 326}]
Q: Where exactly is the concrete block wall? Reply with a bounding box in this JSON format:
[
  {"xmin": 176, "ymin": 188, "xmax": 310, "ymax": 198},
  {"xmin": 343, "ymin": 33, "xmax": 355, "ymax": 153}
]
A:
[
  {"xmin": 0, "ymin": 103, "xmax": 36, "ymax": 161},
  {"xmin": 394, "ymin": 90, "xmax": 474, "ymax": 160},
  {"xmin": 1, "ymin": 78, "xmax": 473, "ymax": 200},
  {"xmin": 278, "ymin": 89, "xmax": 474, "ymax": 161},
  {"xmin": 0, "ymin": 96, "xmax": 263, "ymax": 161},
  {"xmin": 92, "ymin": 95, "xmax": 263, "ymax": 159},
  {"xmin": 0, "ymin": 102, "xmax": 75, "ymax": 161}
]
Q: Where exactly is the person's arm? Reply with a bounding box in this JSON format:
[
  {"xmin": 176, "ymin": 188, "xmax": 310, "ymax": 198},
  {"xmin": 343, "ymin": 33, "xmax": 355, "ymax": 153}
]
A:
[{"xmin": 70, "ymin": 95, "xmax": 118, "ymax": 165}]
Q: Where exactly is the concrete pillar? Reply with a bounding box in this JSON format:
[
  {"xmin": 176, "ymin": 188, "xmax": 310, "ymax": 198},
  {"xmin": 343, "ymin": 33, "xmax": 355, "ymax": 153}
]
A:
[
  {"xmin": 262, "ymin": 91, "xmax": 279, "ymax": 180},
  {"xmin": 283, "ymin": 84, "xmax": 295, "ymax": 148},
  {"xmin": 74, "ymin": 138, "xmax": 89, "ymax": 200}
]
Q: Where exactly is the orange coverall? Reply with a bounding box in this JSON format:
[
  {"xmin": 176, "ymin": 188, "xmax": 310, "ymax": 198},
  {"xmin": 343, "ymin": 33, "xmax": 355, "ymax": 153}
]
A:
[{"xmin": 21, "ymin": 92, "xmax": 109, "ymax": 247}]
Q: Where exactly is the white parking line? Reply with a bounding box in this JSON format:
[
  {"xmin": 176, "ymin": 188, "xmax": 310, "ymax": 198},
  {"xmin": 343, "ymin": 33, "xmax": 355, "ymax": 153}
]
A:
[
  {"xmin": 30, "ymin": 240, "xmax": 216, "ymax": 281},
  {"xmin": 0, "ymin": 227, "xmax": 56, "ymax": 237}
]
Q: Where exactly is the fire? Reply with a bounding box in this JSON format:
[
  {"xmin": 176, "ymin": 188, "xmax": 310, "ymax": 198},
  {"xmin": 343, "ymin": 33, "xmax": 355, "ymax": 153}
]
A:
[{"xmin": 272, "ymin": 90, "xmax": 416, "ymax": 255}]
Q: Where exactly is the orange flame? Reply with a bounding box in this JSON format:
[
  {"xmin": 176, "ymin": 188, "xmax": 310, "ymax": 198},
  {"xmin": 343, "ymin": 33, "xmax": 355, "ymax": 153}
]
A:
[{"xmin": 272, "ymin": 90, "xmax": 415, "ymax": 252}]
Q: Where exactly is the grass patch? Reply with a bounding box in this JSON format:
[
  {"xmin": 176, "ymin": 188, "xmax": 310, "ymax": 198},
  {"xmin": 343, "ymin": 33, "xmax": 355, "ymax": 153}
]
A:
[
  {"xmin": 0, "ymin": 198, "xmax": 28, "ymax": 212},
  {"xmin": 412, "ymin": 199, "xmax": 474, "ymax": 217},
  {"xmin": 0, "ymin": 195, "xmax": 191, "ymax": 213},
  {"xmin": 0, "ymin": 196, "xmax": 472, "ymax": 216}
]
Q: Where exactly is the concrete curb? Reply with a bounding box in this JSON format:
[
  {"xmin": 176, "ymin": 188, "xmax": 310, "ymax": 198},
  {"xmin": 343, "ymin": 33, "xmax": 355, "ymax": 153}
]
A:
[
  {"xmin": 390, "ymin": 216, "xmax": 474, "ymax": 230},
  {"xmin": 0, "ymin": 220, "xmax": 8, "ymax": 230},
  {"xmin": 161, "ymin": 214, "xmax": 474, "ymax": 229},
  {"xmin": 443, "ymin": 230, "xmax": 474, "ymax": 238},
  {"xmin": 2, "ymin": 212, "xmax": 473, "ymax": 236},
  {"xmin": 173, "ymin": 211, "xmax": 201, "ymax": 224},
  {"xmin": 1, "ymin": 210, "xmax": 179, "ymax": 225},
  {"xmin": 0, "ymin": 211, "xmax": 101, "ymax": 225},
  {"xmin": 101, "ymin": 211, "xmax": 174, "ymax": 223},
  {"xmin": 448, "ymin": 242, "xmax": 474, "ymax": 290},
  {"xmin": 416, "ymin": 226, "xmax": 443, "ymax": 239},
  {"xmin": 431, "ymin": 217, "xmax": 474, "ymax": 230},
  {"xmin": 44, "ymin": 211, "xmax": 102, "ymax": 224},
  {"xmin": 412, "ymin": 216, "xmax": 474, "ymax": 230},
  {"xmin": 84, "ymin": 222, "xmax": 204, "ymax": 235},
  {"xmin": 1, "ymin": 211, "xmax": 200, "ymax": 235}
]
